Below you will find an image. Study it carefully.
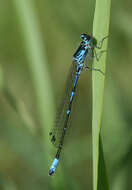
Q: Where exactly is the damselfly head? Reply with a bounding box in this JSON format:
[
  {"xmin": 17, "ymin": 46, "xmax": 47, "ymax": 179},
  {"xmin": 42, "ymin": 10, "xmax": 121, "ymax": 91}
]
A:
[
  {"xmin": 80, "ymin": 33, "xmax": 97, "ymax": 48},
  {"xmin": 80, "ymin": 33, "xmax": 91, "ymax": 42}
]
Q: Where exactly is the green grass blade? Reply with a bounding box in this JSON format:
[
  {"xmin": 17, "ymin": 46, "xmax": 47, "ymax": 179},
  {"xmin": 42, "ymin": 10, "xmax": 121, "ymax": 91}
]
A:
[
  {"xmin": 98, "ymin": 135, "xmax": 109, "ymax": 190},
  {"xmin": 12, "ymin": 1, "xmax": 55, "ymax": 145},
  {"xmin": 92, "ymin": 0, "xmax": 111, "ymax": 190}
]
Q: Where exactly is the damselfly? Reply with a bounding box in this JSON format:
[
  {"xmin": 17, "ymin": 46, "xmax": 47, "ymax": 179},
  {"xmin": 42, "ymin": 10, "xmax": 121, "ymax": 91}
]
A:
[{"xmin": 49, "ymin": 33, "xmax": 107, "ymax": 176}]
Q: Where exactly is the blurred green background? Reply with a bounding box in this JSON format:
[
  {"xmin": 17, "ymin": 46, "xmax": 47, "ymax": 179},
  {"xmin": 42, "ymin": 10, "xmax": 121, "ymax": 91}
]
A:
[{"xmin": 0, "ymin": 0, "xmax": 132, "ymax": 190}]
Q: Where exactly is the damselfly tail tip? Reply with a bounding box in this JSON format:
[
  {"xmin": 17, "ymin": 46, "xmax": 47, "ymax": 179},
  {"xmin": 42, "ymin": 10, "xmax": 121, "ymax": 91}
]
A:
[
  {"xmin": 48, "ymin": 158, "xmax": 59, "ymax": 176},
  {"xmin": 48, "ymin": 168, "xmax": 55, "ymax": 176}
]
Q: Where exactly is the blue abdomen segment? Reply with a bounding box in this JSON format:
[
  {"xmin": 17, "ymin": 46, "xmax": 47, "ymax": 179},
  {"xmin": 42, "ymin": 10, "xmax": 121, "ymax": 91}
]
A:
[
  {"xmin": 70, "ymin": 91, "xmax": 75, "ymax": 102},
  {"xmin": 49, "ymin": 158, "xmax": 59, "ymax": 176}
]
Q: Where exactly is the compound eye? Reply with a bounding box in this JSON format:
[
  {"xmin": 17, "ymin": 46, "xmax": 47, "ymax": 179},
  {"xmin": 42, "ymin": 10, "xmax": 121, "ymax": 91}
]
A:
[
  {"xmin": 80, "ymin": 33, "xmax": 91, "ymax": 41},
  {"xmin": 80, "ymin": 33, "xmax": 86, "ymax": 40}
]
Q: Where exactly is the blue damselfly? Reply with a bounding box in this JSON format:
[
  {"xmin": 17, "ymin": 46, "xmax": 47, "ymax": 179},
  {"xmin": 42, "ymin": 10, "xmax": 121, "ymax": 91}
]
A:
[{"xmin": 49, "ymin": 33, "xmax": 106, "ymax": 176}]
